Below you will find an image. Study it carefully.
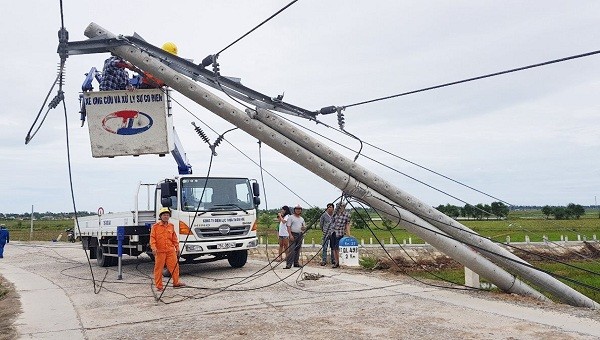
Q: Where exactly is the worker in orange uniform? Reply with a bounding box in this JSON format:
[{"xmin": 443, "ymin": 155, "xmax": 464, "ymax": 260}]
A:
[
  {"xmin": 150, "ymin": 207, "xmax": 186, "ymax": 291},
  {"xmin": 139, "ymin": 42, "xmax": 178, "ymax": 89}
]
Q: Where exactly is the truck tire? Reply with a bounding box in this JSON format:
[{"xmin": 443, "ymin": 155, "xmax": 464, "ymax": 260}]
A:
[
  {"xmin": 89, "ymin": 247, "xmax": 97, "ymax": 260},
  {"xmin": 96, "ymin": 246, "xmax": 116, "ymax": 267},
  {"xmin": 227, "ymin": 250, "xmax": 248, "ymax": 268}
]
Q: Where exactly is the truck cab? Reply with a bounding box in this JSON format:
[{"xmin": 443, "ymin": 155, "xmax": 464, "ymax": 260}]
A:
[{"xmin": 158, "ymin": 176, "xmax": 260, "ymax": 267}]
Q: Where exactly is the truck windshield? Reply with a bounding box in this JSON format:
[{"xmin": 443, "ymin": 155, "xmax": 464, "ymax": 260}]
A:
[{"xmin": 180, "ymin": 178, "xmax": 255, "ymax": 212}]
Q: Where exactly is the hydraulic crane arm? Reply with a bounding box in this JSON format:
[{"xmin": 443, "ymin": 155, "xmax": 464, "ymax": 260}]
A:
[{"xmin": 171, "ymin": 126, "xmax": 192, "ymax": 175}]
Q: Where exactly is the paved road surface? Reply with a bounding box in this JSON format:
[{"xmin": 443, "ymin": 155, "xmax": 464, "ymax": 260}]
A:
[{"xmin": 1, "ymin": 242, "xmax": 599, "ymax": 339}]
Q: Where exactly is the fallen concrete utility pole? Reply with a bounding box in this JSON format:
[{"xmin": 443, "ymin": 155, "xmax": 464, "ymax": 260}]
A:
[
  {"xmin": 84, "ymin": 22, "xmax": 597, "ymax": 308},
  {"xmin": 252, "ymin": 109, "xmax": 599, "ymax": 309}
]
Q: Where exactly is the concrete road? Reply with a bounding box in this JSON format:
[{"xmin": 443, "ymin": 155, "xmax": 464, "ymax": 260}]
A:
[{"xmin": 1, "ymin": 241, "xmax": 599, "ymax": 339}]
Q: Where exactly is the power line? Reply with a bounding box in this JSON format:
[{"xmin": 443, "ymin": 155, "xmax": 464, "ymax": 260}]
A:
[
  {"xmin": 274, "ymin": 111, "xmax": 507, "ymax": 210},
  {"xmin": 166, "ymin": 93, "xmax": 314, "ymax": 207},
  {"xmin": 215, "ymin": 0, "xmax": 299, "ymax": 57},
  {"xmin": 341, "ymin": 49, "xmax": 600, "ymax": 109},
  {"xmin": 279, "ymin": 111, "xmax": 599, "ymax": 262},
  {"xmin": 347, "ymin": 199, "xmax": 483, "ymax": 291},
  {"xmin": 364, "ymin": 195, "xmax": 600, "ymax": 294}
]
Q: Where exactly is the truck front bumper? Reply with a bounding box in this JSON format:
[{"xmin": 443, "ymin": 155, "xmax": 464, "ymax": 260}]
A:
[{"xmin": 182, "ymin": 237, "xmax": 258, "ymax": 255}]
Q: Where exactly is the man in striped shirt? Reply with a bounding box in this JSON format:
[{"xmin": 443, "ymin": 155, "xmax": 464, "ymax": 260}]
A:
[{"xmin": 330, "ymin": 203, "xmax": 351, "ymax": 268}]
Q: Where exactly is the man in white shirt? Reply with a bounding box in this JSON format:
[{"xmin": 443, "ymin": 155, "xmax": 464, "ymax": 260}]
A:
[{"xmin": 285, "ymin": 205, "xmax": 306, "ymax": 269}]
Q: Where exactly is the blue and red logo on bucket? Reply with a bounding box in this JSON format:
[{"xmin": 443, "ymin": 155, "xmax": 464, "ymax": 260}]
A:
[{"xmin": 101, "ymin": 110, "xmax": 153, "ymax": 135}]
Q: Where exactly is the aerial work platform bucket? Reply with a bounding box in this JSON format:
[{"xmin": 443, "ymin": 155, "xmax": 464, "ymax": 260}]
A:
[{"xmin": 83, "ymin": 88, "xmax": 172, "ymax": 158}]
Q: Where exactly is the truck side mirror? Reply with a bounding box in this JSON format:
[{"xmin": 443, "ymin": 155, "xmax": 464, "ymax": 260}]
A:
[
  {"xmin": 253, "ymin": 196, "xmax": 261, "ymax": 207},
  {"xmin": 161, "ymin": 197, "xmax": 173, "ymax": 208},
  {"xmin": 252, "ymin": 182, "xmax": 260, "ymax": 197},
  {"xmin": 160, "ymin": 181, "xmax": 177, "ymax": 198}
]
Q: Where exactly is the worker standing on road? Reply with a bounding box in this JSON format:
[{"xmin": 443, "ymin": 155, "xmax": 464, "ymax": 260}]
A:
[
  {"xmin": 330, "ymin": 203, "xmax": 351, "ymax": 268},
  {"xmin": 319, "ymin": 203, "xmax": 335, "ymax": 266},
  {"xmin": 150, "ymin": 208, "xmax": 185, "ymax": 291},
  {"xmin": 285, "ymin": 205, "xmax": 306, "ymax": 269},
  {"xmin": 0, "ymin": 224, "xmax": 9, "ymax": 258}
]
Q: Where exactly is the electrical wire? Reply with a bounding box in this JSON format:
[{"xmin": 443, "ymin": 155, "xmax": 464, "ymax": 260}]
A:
[
  {"xmin": 160, "ymin": 196, "xmax": 344, "ymax": 304},
  {"xmin": 215, "ymin": 0, "xmax": 299, "ymax": 56},
  {"xmin": 157, "ymin": 124, "xmax": 241, "ymax": 302},
  {"xmin": 346, "ymin": 199, "xmax": 483, "ymax": 291},
  {"xmin": 364, "ymin": 195, "xmax": 600, "ymax": 295},
  {"xmin": 409, "ymin": 209, "xmax": 600, "ymax": 277},
  {"xmin": 341, "ymin": 49, "xmax": 600, "ymax": 109},
  {"xmin": 65, "ymin": 94, "xmax": 106, "ymax": 295},
  {"xmin": 59, "ymin": 0, "xmax": 65, "ymax": 28},
  {"xmin": 25, "ymin": 72, "xmax": 62, "ymax": 144},
  {"xmin": 274, "ymin": 111, "xmax": 506, "ymax": 210},
  {"xmin": 167, "ymin": 94, "xmax": 313, "ymax": 207},
  {"xmin": 278, "ymin": 112, "xmax": 600, "ymax": 262}
]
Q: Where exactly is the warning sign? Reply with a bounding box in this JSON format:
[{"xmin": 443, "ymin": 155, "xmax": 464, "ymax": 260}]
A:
[{"xmin": 84, "ymin": 89, "xmax": 171, "ymax": 158}]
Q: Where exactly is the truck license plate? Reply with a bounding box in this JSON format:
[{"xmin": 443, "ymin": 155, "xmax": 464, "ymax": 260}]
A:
[{"xmin": 217, "ymin": 242, "xmax": 235, "ymax": 249}]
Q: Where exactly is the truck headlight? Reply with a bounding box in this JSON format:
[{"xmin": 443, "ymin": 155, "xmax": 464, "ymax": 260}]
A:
[
  {"xmin": 186, "ymin": 245, "xmax": 203, "ymax": 252},
  {"xmin": 247, "ymin": 239, "xmax": 257, "ymax": 247}
]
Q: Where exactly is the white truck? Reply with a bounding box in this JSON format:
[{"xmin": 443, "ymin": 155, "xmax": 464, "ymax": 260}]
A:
[
  {"xmin": 74, "ymin": 86, "xmax": 260, "ymax": 268},
  {"xmin": 76, "ymin": 176, "xmax": 260, "ymax": 268}
]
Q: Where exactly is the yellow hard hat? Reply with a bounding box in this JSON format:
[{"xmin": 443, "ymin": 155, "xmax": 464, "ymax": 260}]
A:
[
  {"xmin": 159, "ymin": 207, "xmax": 171, "ymax": 217},
  {"xmin": 162, "ymin": 42, "xmax": 178, "ymax": 56}
]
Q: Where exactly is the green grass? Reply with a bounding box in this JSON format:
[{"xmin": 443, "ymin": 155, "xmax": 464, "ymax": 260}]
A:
[
  {"xmin": 4, "ymin": 215, "xmax": 599, "ymax": 244},
  {"xmin": 258, "ymin": 217, "xmax": 599, "ymax": 245},
  {"xmin": 359, "ymin": 255, "xmax": 378, "ymax": 269},
  {"xmin": 463, "ymin": 219, "xmax": 600, "ymax": 243},
  {"xmin": 0, "ymin": 219, "xmax": 73, "ymax": 242}
]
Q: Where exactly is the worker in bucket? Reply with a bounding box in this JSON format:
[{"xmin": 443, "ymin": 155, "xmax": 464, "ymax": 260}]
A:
[
  {"xmin": 0, "ymin": 224, "xmax": 9, "ymax": 258},
  {"xmin": 139, "ymin": 42, "xmax": 179, "ymax": 89},
  {"xmin": 99, "ymin": 53, "xmax": 133, "ymax": 91},
  {"xmin": 150, "ymin": 208, "xmax": 186, "ymax": 291}
]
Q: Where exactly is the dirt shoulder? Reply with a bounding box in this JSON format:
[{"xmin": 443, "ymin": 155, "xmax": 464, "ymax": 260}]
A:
[{"xmin": 0, "ymin": 274, "xmax": 21, "ymax": 340}]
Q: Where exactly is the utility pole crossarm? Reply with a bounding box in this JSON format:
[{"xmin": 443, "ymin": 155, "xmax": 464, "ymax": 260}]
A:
[{"xmin": 59, "ymin": 31, "xmax": 316, "ymax": 119}]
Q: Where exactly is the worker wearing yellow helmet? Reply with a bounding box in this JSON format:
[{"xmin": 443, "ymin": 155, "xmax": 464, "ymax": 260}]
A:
[
  {"xmin": 150, "ymin": 207, "xmax": 186, "ymax": 291},
  {"xmin": 162, "ymin": 42, "xmax": 178, "ymax": 56},
  {"xmin": 139, "ymin": 42, "xmax": 178, "ymax": 88}
]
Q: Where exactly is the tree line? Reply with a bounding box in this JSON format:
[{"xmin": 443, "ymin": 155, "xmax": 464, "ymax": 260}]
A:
[
  {"xmin": 258, "ymin": 201, "xmax": 585, "ymax": 230},
  {"xmin": 435, "ymin": 202, "xmax": 509, "ymax": 220},
  {"xmin": 541, "ymin": 203, "xmax": 585, "ymax": 220}
]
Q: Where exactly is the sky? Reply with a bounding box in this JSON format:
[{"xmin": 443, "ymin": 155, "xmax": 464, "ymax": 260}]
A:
[{"xmin": 1, "ymin": 1, "xmax": 599, "ymax": 214}]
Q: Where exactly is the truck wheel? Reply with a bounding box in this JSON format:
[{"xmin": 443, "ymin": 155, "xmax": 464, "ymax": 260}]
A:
[
  {"xmin": 227, "ymin": 250, "xmax": 248, "ymax": 268},
  {"xmin": 89, "ymin": 247, "xmax": 97, "ymax": 260},
  {"xmin": 96, "ymin": 246, "xmax": 115, "ymax": 267},
  {"xmin": 162, "ymin": 267, "xmax": 171, "ymax": 277}
]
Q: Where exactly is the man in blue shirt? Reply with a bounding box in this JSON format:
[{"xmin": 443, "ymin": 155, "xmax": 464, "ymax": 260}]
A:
[{"xmin": 0, "ymin": 225, "xmax": 9, "ymax": 258}]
